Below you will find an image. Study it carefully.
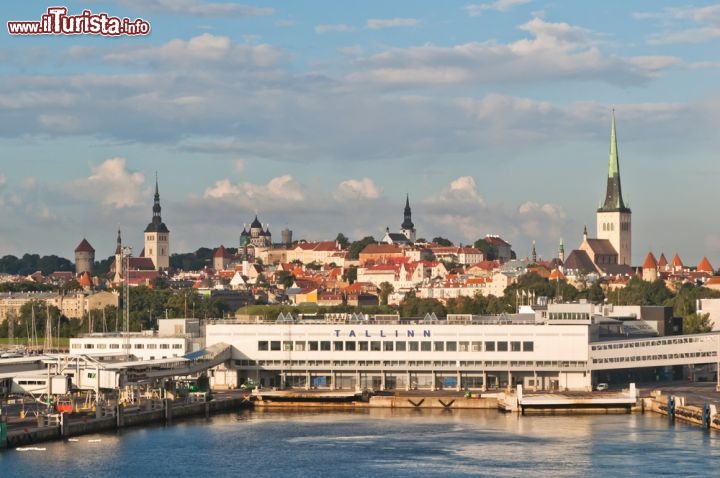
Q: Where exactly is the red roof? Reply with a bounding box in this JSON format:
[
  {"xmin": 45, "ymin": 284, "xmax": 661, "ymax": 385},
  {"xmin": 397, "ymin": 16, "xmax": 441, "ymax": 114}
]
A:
[
  {"xmin": 78, "ymin": 272, "xmax": 92, "ymax": 288},
  {"xmin": 671, "ymin": 253, "xmax": 684, "ymax": 269},
  {"xmin": 658, "ymin": 253, "xmax": 668, "ymax": 268},
  {"xmin": 74, "ymin": 238, "xmax": 95, "ymax": 253},
  {"xmin": 214, "ymin": 245, "xmax": 228, "ymax": 258},
  {"xmin": 697, "ymin": 257, "xmax": 714, "ymax": 273},
  {"xmin": 549, "ymin": 268, "xmax": 566, "ymax": 281},
  {"xmin": 642, "ymin": 252, "xmax": 658, "ymax": 269}
]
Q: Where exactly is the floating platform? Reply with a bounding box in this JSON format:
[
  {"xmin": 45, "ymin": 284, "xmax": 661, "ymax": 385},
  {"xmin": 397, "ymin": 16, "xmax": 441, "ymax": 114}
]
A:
[
  {"xmin": 252, "ymin": 390, "xmax": 364, "ymax": 404},
  {"xmin": 501, "ymin": 384, "xmax": 639, "ymax": 414}
]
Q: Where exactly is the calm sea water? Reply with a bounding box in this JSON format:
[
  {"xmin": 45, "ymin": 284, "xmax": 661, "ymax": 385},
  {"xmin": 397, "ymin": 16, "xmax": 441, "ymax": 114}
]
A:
[{"xmin": 1, "ymin": 409, "xmax": 718, "ymax": 477}]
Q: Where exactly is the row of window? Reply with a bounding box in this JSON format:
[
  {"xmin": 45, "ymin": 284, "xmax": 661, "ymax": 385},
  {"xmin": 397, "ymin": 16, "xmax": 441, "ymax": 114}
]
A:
[
  {"xmin": 592, "ymin": 350, "xmax": 717, "ymax": 364},
  {"xmin": 258, "ymin": 340, "xmax": 534, "ymax": 353},
  {"xmin": 548, "ymin": 312, "xmax": 590, "ymax": 321},
  {"xmin": 71, "ymin": 343, "xmax": 183, "ymax": 350},
  {"xmin": 590, "ymin": 335, "xmax": 713, "ymax": 351},
  {"xmin": 236, "ymin": 359, "xmax": 586, "ymax": 368}
]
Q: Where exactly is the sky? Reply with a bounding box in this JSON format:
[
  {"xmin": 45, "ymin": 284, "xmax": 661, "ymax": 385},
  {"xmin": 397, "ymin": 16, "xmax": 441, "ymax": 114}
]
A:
[{"xmin": 1, "ymin": 1, "xmax": 719, "ymax": 267}]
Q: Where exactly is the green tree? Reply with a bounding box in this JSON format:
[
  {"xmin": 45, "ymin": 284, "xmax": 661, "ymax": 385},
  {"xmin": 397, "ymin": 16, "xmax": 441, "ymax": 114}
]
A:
[
  {"xmin": 432, "ymin": 237, "xmax": 453, "ymax": 246},
  {"xmin": 473, "ymin": 239, "xmax": 498, "ymax": 261},
  {"xmin": 379, "ymin": 282, "xmax": 394, "ymax": 306},
  {"xmin": 343, "ymin": 265, "xmax": 358, "ymax": 284},
  {"xmin": 335, "ymin": 233, "xmax": 350, "ymax": 249},
  {"xmin": 276, "ymin": 270, "xmax": 295, "ymax": 288},
  {"xmin": 683, "ymin": 313, "xmax": 712, "ymax": 334},
  {"xmin": 348, "ymin": 236, "xmax": 376, "ymax": 260}
]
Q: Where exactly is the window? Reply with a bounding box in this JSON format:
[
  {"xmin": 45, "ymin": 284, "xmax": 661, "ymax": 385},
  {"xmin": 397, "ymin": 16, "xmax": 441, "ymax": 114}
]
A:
[
  {"xmin": 97, "ymin": 343, "xmax": 107, "ymax": 349},
  {"xmin": 472, "ymin": 341, "xmax": 482, "ymax": 352},
  {"xmin": 110, "ymin": 344, "xmax": 119, "ymax": 349},
  {"xmin": 485, "ymin": 341, "xmax": 495, "ymax": 352},
  {"xmin": 320, "ymin": 341, "xmax": 331, "ymax": 351},
  {"xmin": 172, "ymin": 344, "xmax": 183, "ymax": 349},
  {"xmin": 345, "ymin": 341, "xmax": 356, "ymax": 351},
  {"xmin": 258, "ymin": 341, "xmax": 269, "ymax": 351},
  {"xmin": 511, "ymin": 341, "xmax": 521, "ymax": 352},
  {"xmin": 459, "ymin": 341, "xmax": 469, "ymax": 352},
  {"xmin": 146, "ymin": 344, "xmax": 156, "ymax": 349},
  {"xmin": 383, "ymin": 341, "xmax": 394, "ymax": 351},
  {"xmin": 283, "ymin": 341, "xmax": 293, "ymax": 351},
  {"xmin": 333, "ymin": 341, "xmax": 344, "ymax": 351},
  {"xmin": 421, "ymin": 342, "xmax": 431, "ymax": 352},
  {"xmin": 434, "ymin": 342, "xmax": 444, "ymax": 352},
  {"xmin": 446, "ymin": 342, "xmax": 457, "ymax": 352},
  {"xmin": 271, "ymin": 341, "xmax": 281, "ymax": 351},
  {"xmin": 523, "ymin": 341, "xmax": 534, "ymax": 352},
  {"xmin": 84, "ymin": 344, "xmax": 94, "ymax": 349},
  {"xmin": 71, "ymin": 344, "xmax": 81, "ymax": 349},
  {"xmin": 395, "ymin": 341, "xmax": 406, "ymax": 351},
  {"xmin": 308, "ymin": 341, "xmax": 318, "ymax": 351},
  {"xmin": 497, "ymin": 341, "xmax": 508, "ymax": 352},
  {"xmin": 358, "ymin": 341, "xmax": 369, "ymax": 351},
  {"xmin": 134, "ymin": 344, "xmax": 144, "ymax": 349},
  {"xmin": 371, "ymin": 341, "xmax": 381, "ymax": 351},
  {"xmin": 409, "ymin": 342, "xmax": 419, "ymax": 352}
]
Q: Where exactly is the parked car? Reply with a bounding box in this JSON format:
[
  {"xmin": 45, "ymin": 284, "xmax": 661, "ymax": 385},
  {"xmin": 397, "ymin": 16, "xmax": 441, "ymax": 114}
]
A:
[{"xmin": 595, "ymin": 383, "xmax": 608, "ymax": 391}]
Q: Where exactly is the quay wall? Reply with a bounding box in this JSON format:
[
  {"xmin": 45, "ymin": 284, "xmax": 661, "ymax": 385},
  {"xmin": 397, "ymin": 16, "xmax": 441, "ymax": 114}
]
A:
[
  {"xmin": 644, "ymin": 391, "xmax": 720, "ymax": 431},
  {"xmin": 3, "ymin": 395, "xmax": 248, "ymax": 449}
]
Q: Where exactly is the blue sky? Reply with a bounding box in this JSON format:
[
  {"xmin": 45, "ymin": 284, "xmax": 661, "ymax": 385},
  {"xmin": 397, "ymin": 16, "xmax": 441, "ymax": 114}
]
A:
[{"xmin": 1, "ymin": 0, "xmax": 720, "ymax": 267}]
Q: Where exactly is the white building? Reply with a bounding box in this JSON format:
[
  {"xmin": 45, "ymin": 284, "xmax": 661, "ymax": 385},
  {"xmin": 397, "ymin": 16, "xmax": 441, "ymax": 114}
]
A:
[{"xmin": 205, "ymin": 314, "xmax": 591, "ymax": 392}]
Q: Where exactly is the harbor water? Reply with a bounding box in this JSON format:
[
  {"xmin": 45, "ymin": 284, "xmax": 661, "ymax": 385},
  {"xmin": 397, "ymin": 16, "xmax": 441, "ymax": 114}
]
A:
[{"xmin": 1, "ymin": 409, "xmax": 718, "ymax": 477}]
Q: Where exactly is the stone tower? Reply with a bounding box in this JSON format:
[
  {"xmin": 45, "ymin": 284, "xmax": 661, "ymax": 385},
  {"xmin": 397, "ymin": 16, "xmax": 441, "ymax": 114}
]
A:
[
  {"xmin": 144, "ymin": 177, "xmax": 170, "ymax": 270},
  {"xmin": 596, "ymin": 111, "xmax": 631, "ymax": 266},
  {"xmin": 74, "ymin": 238, "xmax": 95, "ymax": 275}
]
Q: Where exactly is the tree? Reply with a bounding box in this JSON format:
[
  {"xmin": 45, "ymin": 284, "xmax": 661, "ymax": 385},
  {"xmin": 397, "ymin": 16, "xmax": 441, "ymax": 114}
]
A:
[
  {"xmin": 379, "ymin": 282, "xmax": 394, "ymax": 306},
  {"xmin": 276, "ymin": 270, "xmax": 295, "ymax": 289},
  {"xmin": 683, "ymin": 313, "xmax": 712, "ymax": 334},
  {"xmin": 473, "ymin": 239, "xmax": 498, "ymax": 261},
  {"xmin": 335, "ymin": 233, "xmax": 350, "ymax": 249},
  {"xmin": 343, "ymin": 265, "xmax": 357, "ymax": 284},
  {"xmin": 348, "ymin": 236, "xmax": 376, "ymax": 260},
  {"xmin": 255, "ymin": 273, "xmax": 270, "ymax": 288},
  {"xmin": 432, "ymin": 237, "xmax": 453, "ymax": 246}
]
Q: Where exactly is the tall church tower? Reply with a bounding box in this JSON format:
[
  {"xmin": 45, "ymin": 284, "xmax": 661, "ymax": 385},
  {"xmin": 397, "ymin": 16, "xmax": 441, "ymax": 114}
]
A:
[
  {"xmin": 144, "ymin": 177, "xmax": 170, "ymax": 270},
  {"xmin": 400, "ymin": 194, "xmax": 416, "ymax": 243},
  {"xmin": 596, "ymin": 111, "xmax": 631, "ymax": 265}
]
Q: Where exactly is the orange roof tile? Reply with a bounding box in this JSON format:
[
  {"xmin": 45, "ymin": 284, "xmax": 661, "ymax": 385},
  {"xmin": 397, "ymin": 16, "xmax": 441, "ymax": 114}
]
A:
[
  {"xmin": 671, "ymin": 253, "xmax": 684, "ymax": 268},
  {"xmin": 658, "ymin": 253, "xmax": 668, "ymax": 268},
  {"xmin": 697, "ymin": 257, "xmax": 714, "ymax": 273},
  {"xmin": 642, "ymin": 252, "xmax": 658, "ymax": 269}
]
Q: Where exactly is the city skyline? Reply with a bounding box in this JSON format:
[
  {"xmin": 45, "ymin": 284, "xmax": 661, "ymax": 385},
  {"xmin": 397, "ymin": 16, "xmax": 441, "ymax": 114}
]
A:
[{"xmin": 1, "ymin": 1, "xmax": 719, "ymax": 266}]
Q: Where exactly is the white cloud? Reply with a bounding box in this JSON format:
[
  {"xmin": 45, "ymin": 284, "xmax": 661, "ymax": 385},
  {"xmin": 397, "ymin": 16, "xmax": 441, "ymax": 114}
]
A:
[
  {"xmin": 334, "ymin": 178, "xmax": 382, "ymax": 200},
  {"xmin": 367, "ymin": 18, "xmax": 420, "ymax": 29},
  {"xmin": 104, "ymin": 33, "xmax": 284, "ymax": 68},
  {"xmin": 315, "ymin": 24, "xmax": 354, "ymax": 34},
  {"xmin": 68, "ymin": 157, "xmax": 146, "ymax": 208},
  {"xmin": 203, "ymin": 175, "xmax": 305, "ymax": 203},
  {"xmin": 428, "ymin": 176, "xmax": 485, "ymax": 205},
  {"xmin": 634, "ymin": 5, "xmax": 720, "ymax": 44},
  {"xmin": 466, "ymin": 0, "xmax": 531, "ymax": 16},
  {"xmin": 346, "ymin": 18, "xmax": 678, "ymax": 87},
  {"xmin": 116, "ymin": 0, "xmax": 274, "ymax": 17}
]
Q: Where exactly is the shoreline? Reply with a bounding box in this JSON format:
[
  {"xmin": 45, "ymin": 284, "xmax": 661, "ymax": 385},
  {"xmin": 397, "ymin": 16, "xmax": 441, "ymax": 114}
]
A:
[{"xmin": 2, "ymin": 384, "xmax": 719, "ymax": 449}]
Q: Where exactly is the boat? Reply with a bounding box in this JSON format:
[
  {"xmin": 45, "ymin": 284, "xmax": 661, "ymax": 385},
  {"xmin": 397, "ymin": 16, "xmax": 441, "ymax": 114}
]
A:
[{"xmin": 56, "ymin": 396, "xmax": 73, "ymax": 413}]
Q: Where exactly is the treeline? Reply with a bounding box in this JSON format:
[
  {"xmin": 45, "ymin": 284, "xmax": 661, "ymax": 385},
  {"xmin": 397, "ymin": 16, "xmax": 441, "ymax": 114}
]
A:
[
  {"xmin": 0, "ymin": 286, "xmax": 232, "ymax": 340},
  {"xmin": 0, "ymin": 254, "xmax": 74, "ymax": 276}
]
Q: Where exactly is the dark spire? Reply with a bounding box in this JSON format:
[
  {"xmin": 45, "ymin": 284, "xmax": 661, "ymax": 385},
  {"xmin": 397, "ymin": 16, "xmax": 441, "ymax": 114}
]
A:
[
  {"xmin": 401, "ymin": 193, "xmax": 414, "ymax": 230},
  {"xmin": 115, "ymin": 228, "xmax": 122, "ymax": 255},
  {"xmin": 598, "ymin": 111, "xmax": 630, "ymax": 213},
  {"xmin": 145, "ymin": 175, "xmax": 169, "ymax": 233}
]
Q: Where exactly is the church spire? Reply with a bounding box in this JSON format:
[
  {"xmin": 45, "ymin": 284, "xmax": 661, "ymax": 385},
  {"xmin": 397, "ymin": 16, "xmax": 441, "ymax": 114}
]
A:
[
  {"xmin": 145, "ymin": 175, "xmax": 169, "ymax": 233},
  {"xmin": 599, "ymin": 110, "xmax": 629, "ymax": 212},
  {"xmin": 401, "ymin": 193, "xmax": 414, "ymax": 230}
]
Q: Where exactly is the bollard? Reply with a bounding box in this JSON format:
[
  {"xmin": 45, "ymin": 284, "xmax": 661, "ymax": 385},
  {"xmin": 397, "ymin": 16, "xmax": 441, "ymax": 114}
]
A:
[
  {"xmin": 668, "ymin": 395, "xmax": 675, "ymax": 421},
  {"xmin": 703, "ymin": 404, "xmax": 711, "ymax": 429}
]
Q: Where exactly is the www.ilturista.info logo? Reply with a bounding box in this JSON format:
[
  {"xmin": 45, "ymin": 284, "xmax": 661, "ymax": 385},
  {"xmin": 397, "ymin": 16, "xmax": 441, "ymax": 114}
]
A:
[{"xmin": 8, "ymin": 7, "xmax": 150, "ymax": 36}]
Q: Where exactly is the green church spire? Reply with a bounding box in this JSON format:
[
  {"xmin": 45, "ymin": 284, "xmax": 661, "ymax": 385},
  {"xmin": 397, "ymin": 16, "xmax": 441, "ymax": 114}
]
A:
[{"xmin": 599, "ymin": 110, "xmax": 629, "ymax": 212}]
